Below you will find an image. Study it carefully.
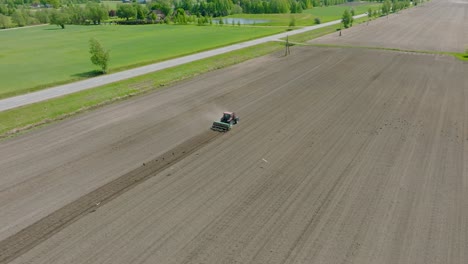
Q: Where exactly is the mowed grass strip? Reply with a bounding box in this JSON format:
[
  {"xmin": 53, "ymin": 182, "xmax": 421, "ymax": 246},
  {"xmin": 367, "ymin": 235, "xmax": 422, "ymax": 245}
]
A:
[
  {"xmin": 453, "ymin": 53, "xmax": 468, "ymax": 61},
  {"xmin": 0, "ymin": 24, "xmax": 284, "ymax": 98},
  {"xmin": 0, "ymin": 42, "xmax": 284, "ymax": 138}
]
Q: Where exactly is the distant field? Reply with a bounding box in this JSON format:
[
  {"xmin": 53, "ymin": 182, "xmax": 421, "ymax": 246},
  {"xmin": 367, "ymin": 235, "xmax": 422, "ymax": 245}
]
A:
[
  {"xmin": 79, "ymin": 1, "xmax": 121, "ymax": 9},
  {"xmin": 101, "ymin": 1, "xmax": 120, "ymax": 9},
  {"xmin": 303, "ymin": 3, "xmax": 381, "ymax": 20},
  {"xmin": 0, "ymin": 24, "xmax": 284, "ymax": 98},
  {"xmin": 226, "ymin": 2, "xmax": 380, "ymax": 26}
]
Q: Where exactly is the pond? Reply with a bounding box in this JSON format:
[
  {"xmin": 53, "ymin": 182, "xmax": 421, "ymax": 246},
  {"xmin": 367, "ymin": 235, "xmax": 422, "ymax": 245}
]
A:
[{"xmin": 213, "ymin": 18, "xmax": 270, "ymax": 25}]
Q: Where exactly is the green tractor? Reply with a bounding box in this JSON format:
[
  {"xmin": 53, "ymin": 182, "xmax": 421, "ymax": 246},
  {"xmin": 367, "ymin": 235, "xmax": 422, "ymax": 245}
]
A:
[{"xmin": 211, "ymin": 112, "xmax": 240, "ymax": 132}]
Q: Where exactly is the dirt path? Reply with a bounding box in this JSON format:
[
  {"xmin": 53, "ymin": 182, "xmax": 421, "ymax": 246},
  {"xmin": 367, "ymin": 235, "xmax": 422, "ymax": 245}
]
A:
[{"xmin": 0, "ymin": 24, "xmax": 48, "ymax": 31}]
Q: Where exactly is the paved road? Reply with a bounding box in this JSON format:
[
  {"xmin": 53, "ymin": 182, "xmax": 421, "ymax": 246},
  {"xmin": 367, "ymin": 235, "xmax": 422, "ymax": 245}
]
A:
[{"xmin": 0, "ymin": 15, "xmax": 365, "ymax": 112}]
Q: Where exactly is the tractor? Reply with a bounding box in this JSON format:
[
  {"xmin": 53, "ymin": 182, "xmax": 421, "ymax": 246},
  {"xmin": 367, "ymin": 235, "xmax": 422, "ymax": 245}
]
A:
[{"xmin": 211, "ymin": 112, "xmax": 240, "ymax": 132}]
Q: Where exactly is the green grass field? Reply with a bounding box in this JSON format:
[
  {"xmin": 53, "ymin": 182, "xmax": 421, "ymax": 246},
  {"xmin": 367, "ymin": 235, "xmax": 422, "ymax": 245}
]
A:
[
  {"xmin": 225, "ymin": 2, "xmax": 380, "ymax": 26},
  {"xmin": 101, "ymin": 1, "xmax": 120, "ymax": 10},
  {"xmin": 0, "ymin": 24, "xmax": 284, "ymax": 98},
  {"xmin": 79, "ymin": 1, "xmax": 121, "ymax": 9}
]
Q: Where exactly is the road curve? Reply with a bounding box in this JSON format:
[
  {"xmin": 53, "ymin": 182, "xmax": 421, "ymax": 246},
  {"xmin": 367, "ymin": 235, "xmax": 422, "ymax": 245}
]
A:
[{"xmin": 0, "ymin": 15, "xmax": 366, "ymax": 112}]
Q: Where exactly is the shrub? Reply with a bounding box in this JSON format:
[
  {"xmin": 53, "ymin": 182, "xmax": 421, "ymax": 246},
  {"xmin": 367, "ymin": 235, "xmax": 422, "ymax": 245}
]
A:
[
  {"xmin": 314, "ymin": 17, "xmax": 320, "ymax": 24},
  {"xmin": 342, "ymin": 9, "xmax": 352, "ymax": 28},
  {"xmin": 0, "ymin": 13, "xmax": 11, "ymax": 28},
  {"xmin": 289, "ymin": 16, "xmax": 296, "ymax": 27},
  {"xmin": 89, "ymin": 38, "xmax": 110, "ymax": 74}
]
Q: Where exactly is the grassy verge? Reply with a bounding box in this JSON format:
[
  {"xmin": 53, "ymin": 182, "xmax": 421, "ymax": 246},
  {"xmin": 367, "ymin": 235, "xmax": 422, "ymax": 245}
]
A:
[
  {"xmin": 304, "ymin": 42, "xmax": 468, "ymax": 62},
  {"xmin": 284, "ymin": 16, "xmax": 368, "ymax": 43},
  {"xmin": 0, "ymin": 42, "xmax": 284, "ymax": 139},
  {"xmin": 452, "ymin": 53, "xmax": 468, "ymax": 61},
  {"xmin": 286, "ymin": 24, "xmax": 341, "ymax": 44}
]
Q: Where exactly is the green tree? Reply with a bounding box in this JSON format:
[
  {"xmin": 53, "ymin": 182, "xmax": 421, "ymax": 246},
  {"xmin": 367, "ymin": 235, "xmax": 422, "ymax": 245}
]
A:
[
  {"xmin": 47, "ymin": 0, "xmax": 61, "ymax": 8},
  {"xmin": 373, "ymin": 9, "xmax": 378, "ymax": 17},
  {"xmin": 290, "ymin": 0, "xmax": 298, "ymax": 13},
  {"xmin": 0, "ymin": 4, "xmax": 8, "ymax": 16},
  {"xmin": 34, "ymin": 8, "xmax": 50, "ymax": 23},
  {"xmin": 270, "ymin": 0, "xmax": 290, "ymax": 13},
  {"xmin": 65, "ymin": 5, "xmax": 86, "ymax": 25},
  {"xmin": 133, "ymin": 3, "xmax": 148, "ymax": 20},
  {"xmin": 0, "ymin": 13, "xmax": 11, "ymax": 28},
  {"xmin": 11, "ymin": 9, "xmax": 26, "ymax": 26},
  {"xmin": 117, "ymin": 4, "xmax": 136, "ymax": 20},
  {"xmin": 231, "ymin": 4, "xmax": 242, "ymax": 14},
  {"xmin": 181, "ymin": 0, "xmax": 193, "ymax": 10},
  {"xmin": 149, "ymin": 12, "xmax": 156, "ymax": 22},
  {"xmin": 86, "ymin": 2, "xmax": 108, "ymax": 25},
  {"xmin": 382, "ymin": 0, "xmax": 391, "ymax": 16},
  {"xmin": 297, "ymin": 2, "xmax": 303, "ymax": 13},
  {"xmin": 174, "ymin": 8, "xmax": 187, "ymax": 24},
  {"xmin": 213, "ymin": 0, "xmax": 233, "ymax": 16},
  {"xmin": 392, "ymin": 1, "xmax": 399, "ymax": 13},
  {"xmin": 341, "ymin": 9, "xmax": 352, "ymax": 28},
  {"xmin": 89, "ymin": 38, "xmax": 110, "ymax": 74},
  {"xmin": 289, "ymin": 16, "xmax": 295, "ymax": 27},
  {"xmin": 150, "ymin": 0, "xmax": 172, "ymax": 17},
  {"xmin": 50, "ymin": 9, "xmax": 69, "ymax": 28}
]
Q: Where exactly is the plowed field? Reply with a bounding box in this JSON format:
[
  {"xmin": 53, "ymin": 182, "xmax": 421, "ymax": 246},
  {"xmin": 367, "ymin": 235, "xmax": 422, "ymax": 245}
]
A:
[
  {"xmin": 311, "ymin": 0, "xmax": 468, "ymax": 52},
  {"xmin": 1, "ymin": 0, "xmax": 467, "ymax": 263}
]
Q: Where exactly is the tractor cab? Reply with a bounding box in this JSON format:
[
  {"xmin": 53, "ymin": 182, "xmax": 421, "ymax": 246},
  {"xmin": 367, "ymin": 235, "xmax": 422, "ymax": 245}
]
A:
[{"xmin": 221, "ymin": 112, "xmax": 235, "ymax": 123}]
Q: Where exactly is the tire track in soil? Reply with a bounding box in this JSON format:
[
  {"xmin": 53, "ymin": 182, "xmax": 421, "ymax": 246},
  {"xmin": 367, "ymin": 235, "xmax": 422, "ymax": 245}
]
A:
[{"xmin": 0, "ymin": 130, "xmax": 221, "ymax": 264}]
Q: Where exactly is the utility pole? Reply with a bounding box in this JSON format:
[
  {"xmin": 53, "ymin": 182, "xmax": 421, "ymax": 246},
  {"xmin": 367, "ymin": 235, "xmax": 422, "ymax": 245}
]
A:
[{"xmin": 285, "ymin": 35, "xmax": 291, "ymax": 56}]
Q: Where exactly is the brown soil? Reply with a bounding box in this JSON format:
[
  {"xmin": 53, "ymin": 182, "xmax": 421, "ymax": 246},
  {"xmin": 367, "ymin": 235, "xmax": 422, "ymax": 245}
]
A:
[
  {"xmin": 1, "ymin": 1, "xmax": 467, "ymax": 262},
  {"xmin": 311, "ymin": 0, "xmax": 468, "ymax": 53}
]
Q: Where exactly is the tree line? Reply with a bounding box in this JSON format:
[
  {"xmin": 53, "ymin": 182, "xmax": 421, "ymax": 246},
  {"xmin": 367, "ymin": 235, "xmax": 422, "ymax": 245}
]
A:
[
  {"xmin": 0, "ymin": 2, "xmax": 110, "ymax": 28},
  {"xmin": 0, "ymin": 0, "xmax": 422, "ymax": 29}
]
